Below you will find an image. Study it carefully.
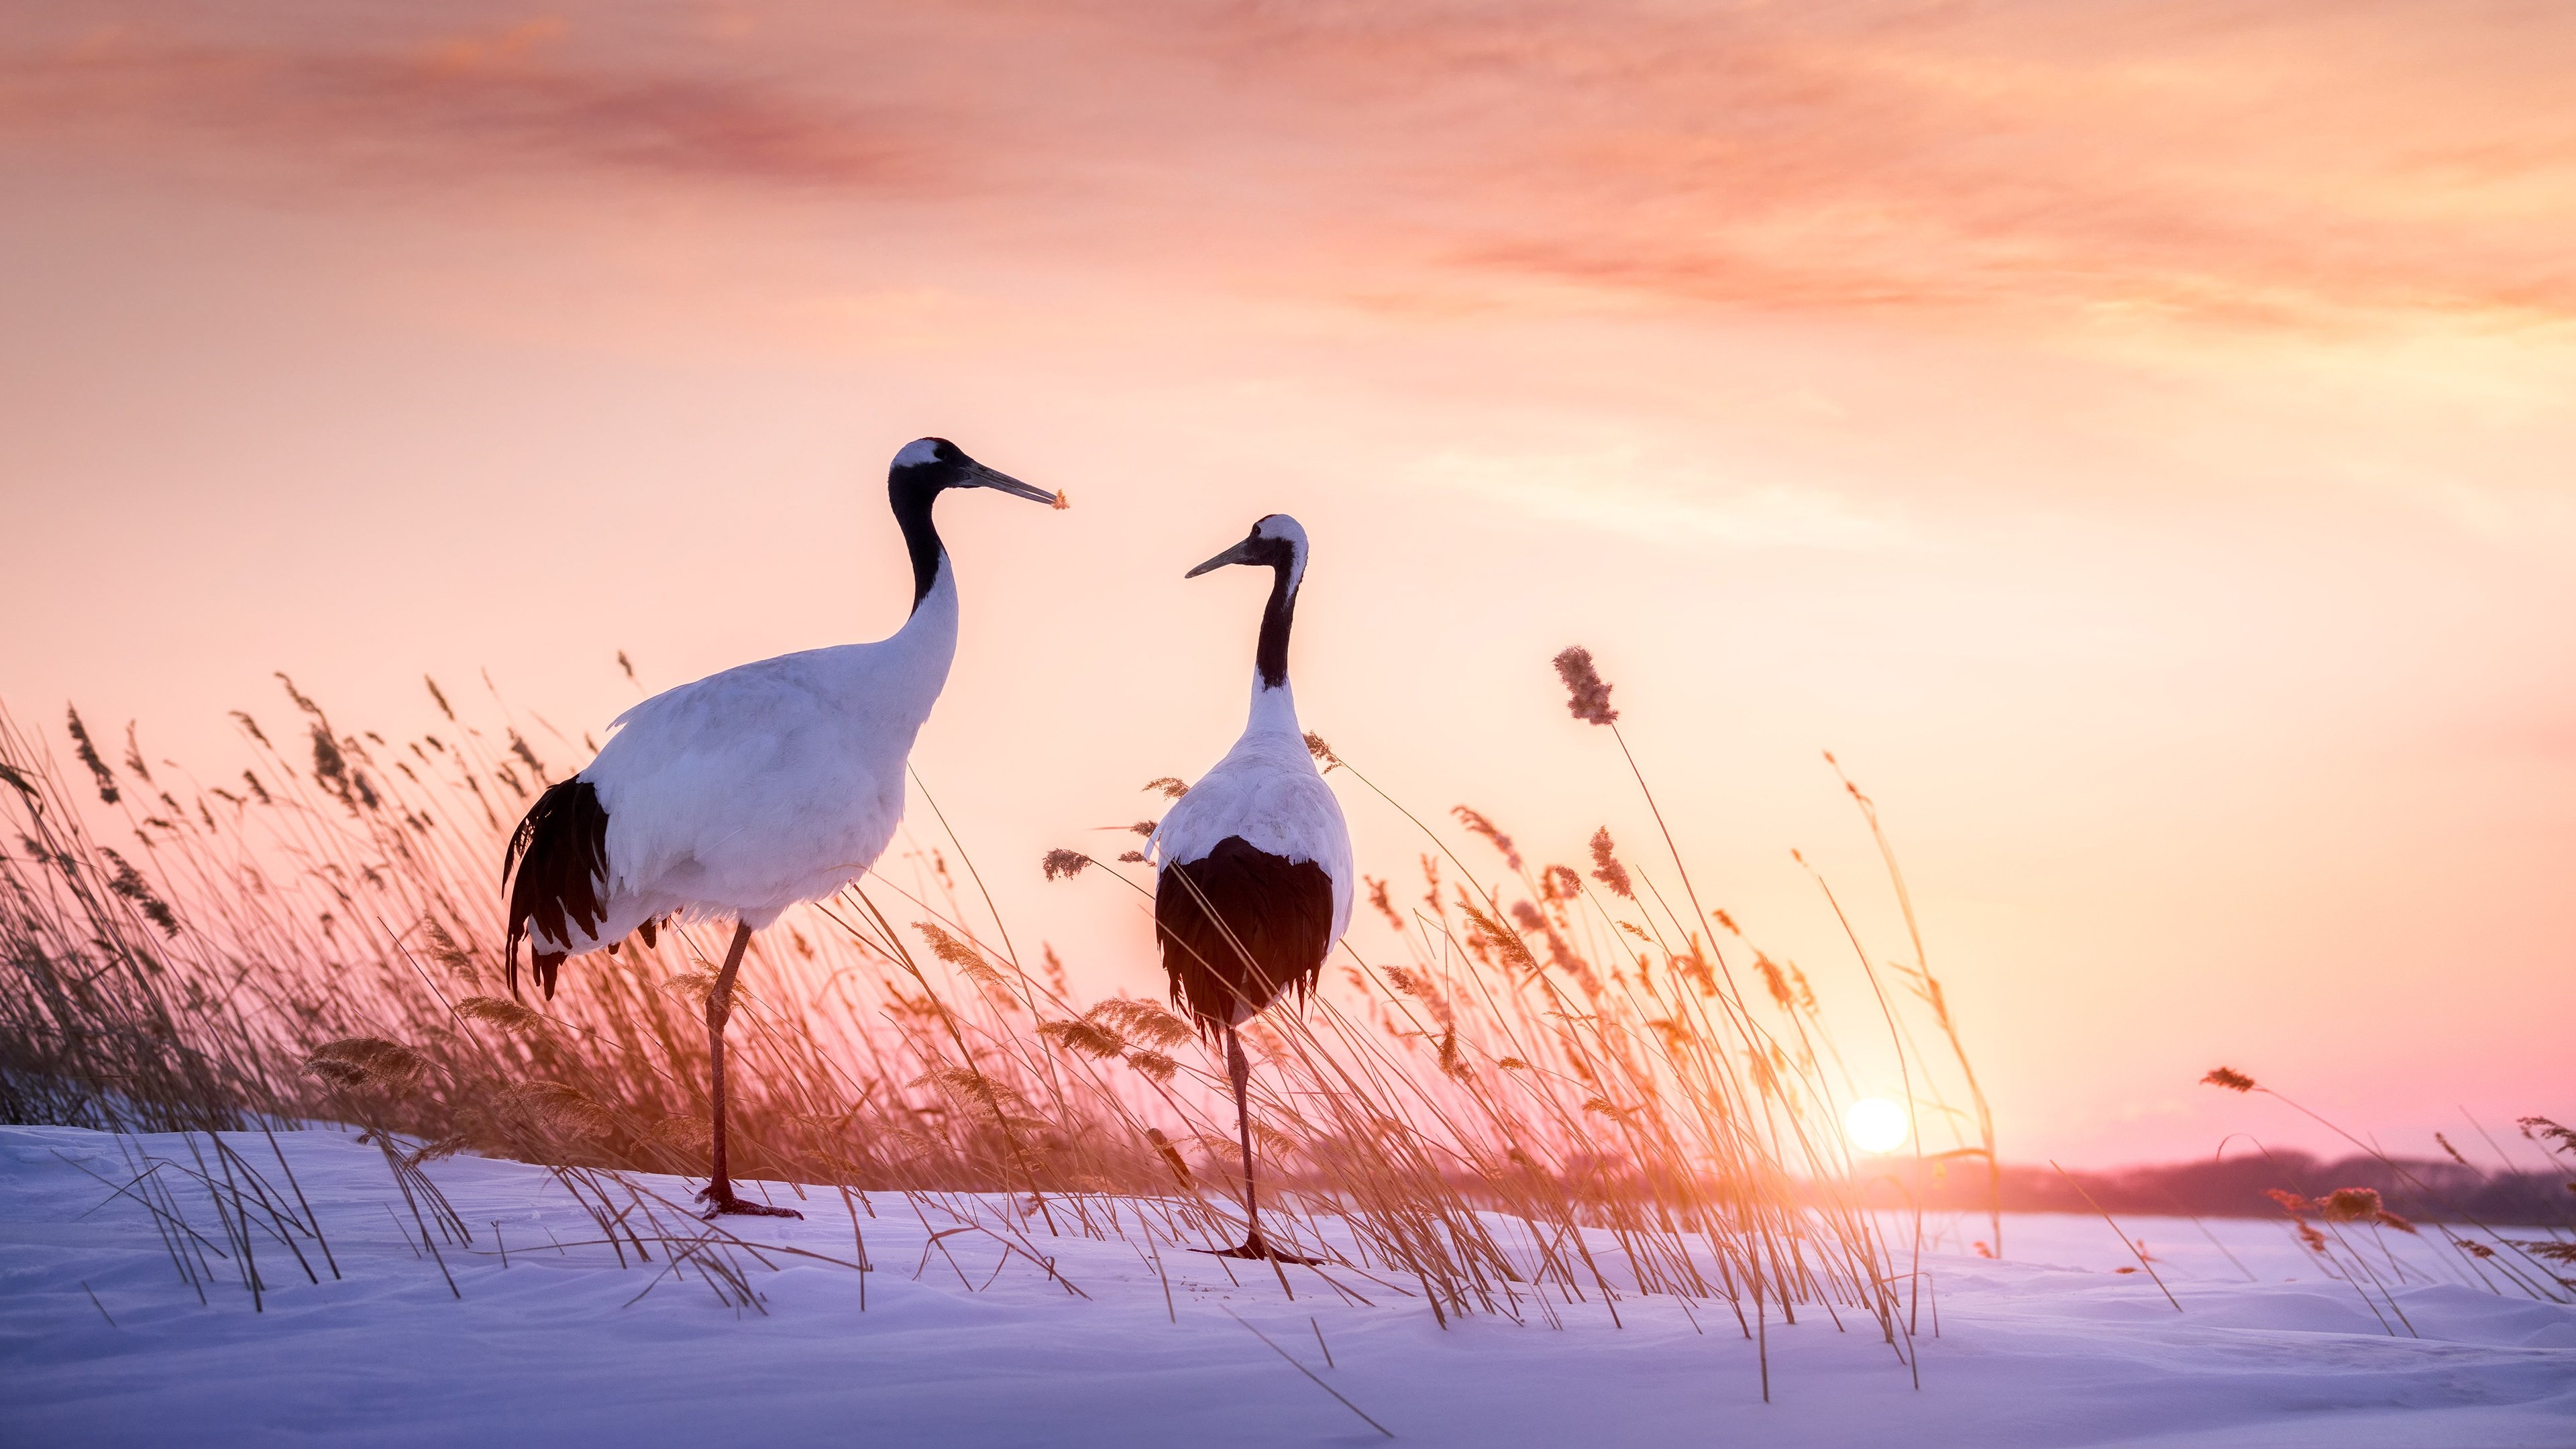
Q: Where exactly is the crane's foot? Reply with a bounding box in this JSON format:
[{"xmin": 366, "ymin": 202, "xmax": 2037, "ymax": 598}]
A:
[
  {"xmin": 696, "ymin": 1184, "xmax": 804, "ymax": 1220},
  {"xmin": 1194, "ymin": 1232, "xmax": 1324, "ymax": 1265}
]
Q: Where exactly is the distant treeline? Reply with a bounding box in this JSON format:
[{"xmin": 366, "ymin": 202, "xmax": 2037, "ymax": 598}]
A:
[{"xmin": 1867, "ymin": 1150, "xmax": 2575, "ymax": 1226}]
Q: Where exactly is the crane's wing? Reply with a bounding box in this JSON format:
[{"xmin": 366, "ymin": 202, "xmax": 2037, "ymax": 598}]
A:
[{"xmin": 582, "ymin": 644, "xmax": 938, "ymax": 910}]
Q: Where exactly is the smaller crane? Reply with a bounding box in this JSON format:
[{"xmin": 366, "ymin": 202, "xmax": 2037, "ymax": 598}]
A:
[{"xmin": 1150, "ymin": 515, "xmax": 1352, "ymax": 1260}]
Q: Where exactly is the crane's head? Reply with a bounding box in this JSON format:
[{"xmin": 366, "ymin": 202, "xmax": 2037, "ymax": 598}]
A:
[
  {"xmin": 1186, "ymin": 514, "xmax": 1307, "ymax": 591},
  {"xmin": 889, "ymin": 437, "xmax": 1058, "ymax": 506}
]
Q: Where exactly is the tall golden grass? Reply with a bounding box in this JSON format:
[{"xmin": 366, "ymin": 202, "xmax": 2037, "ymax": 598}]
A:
[{"xmin": 1, "ymin": 650, "xmax": 2004, "ymax": 1384}]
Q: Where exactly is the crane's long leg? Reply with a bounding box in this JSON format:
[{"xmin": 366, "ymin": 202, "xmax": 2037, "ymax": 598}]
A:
[
  {"xmin": 1208, "ymin": 1023, "xmax": 1318, "ymax": 1263},
  {"xmin": 1230, "ymin": 1026, "xmax": 1262, "ymax": 1246},
  {"xmin": 699, "ymin": 921, "xmax": 801, "ymax": 1220}
]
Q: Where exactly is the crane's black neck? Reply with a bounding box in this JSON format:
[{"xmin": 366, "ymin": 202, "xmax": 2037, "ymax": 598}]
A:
[
  {"xmin": 890, "ymin": 476, "xmax": 947, "ymax": 612},
  {"xmin": 1255, "ymin": 557, "xmax": 1299, "ymax": 691}
]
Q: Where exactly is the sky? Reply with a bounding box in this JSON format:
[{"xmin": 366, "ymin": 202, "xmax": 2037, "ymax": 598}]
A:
[{"xmin": 3, "ymin": 0, "xmax": 2571, "ymax": 1169}]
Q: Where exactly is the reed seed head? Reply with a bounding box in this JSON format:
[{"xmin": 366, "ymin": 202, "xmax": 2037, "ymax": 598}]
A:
[
  {"xmin": 1589, "ymin": 828, "xmax": 1633, "ymax": 899},
  {"xmin": 1452, "ymin": 806, "xmax": 1522, "ymax": 871},
  {"xmin": 1552, "ymin": 647, "xmax": 1619, "ymax": 726}
]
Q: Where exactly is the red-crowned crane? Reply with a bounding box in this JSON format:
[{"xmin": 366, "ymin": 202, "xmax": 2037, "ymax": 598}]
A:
[
  {"xmin": 1151, "ymin": 515, "xmax": 1352, "ymax": 1261},
  {"xmin": 503, "ymin": 437, "xmax": 1057, "ymax": 1218}
]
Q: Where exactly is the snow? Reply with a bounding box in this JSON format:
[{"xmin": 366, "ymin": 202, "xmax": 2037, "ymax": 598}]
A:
[{"xmin": 5, "ymin": 1126, "xmax": 2571, "ymax": 1448}]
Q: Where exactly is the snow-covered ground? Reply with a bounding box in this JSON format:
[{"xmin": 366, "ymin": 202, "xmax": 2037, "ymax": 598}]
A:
[{"xmin": 4, "ymin": 1125, "xmax": 2571, "ymax": 1448}]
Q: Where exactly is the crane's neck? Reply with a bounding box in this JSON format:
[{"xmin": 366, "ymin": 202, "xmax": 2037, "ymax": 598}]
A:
[
  {"xmin": 1246, "ymin": 556, "xmax": 1301, "ymax": 735},
  {"xmin": 890, "ymin": 477, "xmax": 947, "ymax": 614},
  {"xmin": 883, "ymin": 477, "xmax": 961, "ymax": 698}
]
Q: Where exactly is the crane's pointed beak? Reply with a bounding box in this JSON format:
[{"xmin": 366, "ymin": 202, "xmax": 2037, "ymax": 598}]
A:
[
  {"xmin": 1185, "ymin": 541, "xmax": 1255, "ymax": 578},
  {"xmin": 965, "ymin": 462, "xmax": 1058, "ymax": 506}
]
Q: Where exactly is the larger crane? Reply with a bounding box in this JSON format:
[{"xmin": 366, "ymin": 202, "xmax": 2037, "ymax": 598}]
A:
[{"xmin": 504, "ymin": 437, "xmax": 1057, "ymax": 1217}]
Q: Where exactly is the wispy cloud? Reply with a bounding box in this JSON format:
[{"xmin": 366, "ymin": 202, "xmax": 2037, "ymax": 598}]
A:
[
  {"xmin": 5, "ymin": 1, "xmax": 2572, "ymax": 333},
  {"xmin": 1416, "ymin": 446, "xmax": 1916, "ymax": 553},
  {"xmin": 0, "ymin": 13, "xmax": 953, "ymax": 194}
]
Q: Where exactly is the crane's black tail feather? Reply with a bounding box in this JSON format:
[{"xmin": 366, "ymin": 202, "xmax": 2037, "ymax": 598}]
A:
[
  {"xmin": 1154, "ymin": 835, "xmax": 1330, "ymax": 1039},
  {"xmin": 502, "ymin": 777, "xmax": 609, "ymax": 1001}
]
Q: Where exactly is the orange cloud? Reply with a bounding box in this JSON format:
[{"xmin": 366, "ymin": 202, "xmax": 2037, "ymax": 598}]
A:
[{"xmin": 3, "ymin": 1, "xmax": 2569, "ymax": 332}]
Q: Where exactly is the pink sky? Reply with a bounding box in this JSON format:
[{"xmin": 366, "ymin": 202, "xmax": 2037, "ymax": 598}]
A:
[{"xmin": 5, "ymin": 1, "xmax": 2571, "ymax": 1168}]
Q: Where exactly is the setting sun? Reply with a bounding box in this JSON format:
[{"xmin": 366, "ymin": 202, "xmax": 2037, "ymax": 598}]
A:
[{"xmin": 1845, "ymin": 1097, "xmax": 1911, "ymax": 1155}]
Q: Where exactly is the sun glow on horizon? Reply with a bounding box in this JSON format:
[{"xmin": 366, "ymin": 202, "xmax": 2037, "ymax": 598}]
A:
[{"xmin": 1845, "ymin": 1097, "xmax": 1911, "ymax": 1155}]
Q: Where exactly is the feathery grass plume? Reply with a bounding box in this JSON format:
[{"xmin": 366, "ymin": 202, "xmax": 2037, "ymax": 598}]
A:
[
  {"xmin": 120, "ymin": 722, "xmax": 154, "ymax": 784},
  {"xmin": 496, "ymin": 1081, "xmax": 614, "ymax": 1142},
  {"xmin": 309, "ymin": 723, "xmax": 358, "ymax": 808},
  {"xmin": 651, "ymin": 1113, "xmax": 714, "ymax": 1159},
  {"xmin": 1125, "ymin": 1050, "xmax": 1179, "ymax": 1084},
  {"xmin": 1436, "ymin": 1025, "xmax": 1474, "ymax": 1083},
  {"xmin": 1754, "ymin": 953, "xmax": 1796, "ymax": 1010},
  {"xmin": 1381, "ymin": 965, "xmax": 1434, "ymax": 999},
  {"xmin": 2263, "ymin": 1188, "xmax": 2315, "ymax": 1214},
  {"xmin": 2520, "ymin": 1116, "xmax": 2576, "ymax": 1155},
  {"xmin": 1118, "ymin": 851, "xmax": 1147, "ymax": 863},
  {"xmin": 423, "ymin": 916, "xmax": 479, "ymax": 985},
  {"xmin": 2321, "ymin": 1187, "xmax": 2387, "ymax": 1223},
  {"xmin": 2509, "ymin": 1239, "xmax": 2576, "ymax": 1264},
  {"xmin": 97, "ymin": 847, "xmax": 181, "ymax": 937},
  {"xmin": 1303, "ymin": 732, "xmax": 1340, "ymax": 773},
  {"xmin": 1454, "ymin": 888, "xmax": 1538, "ymax": 975},
  {"xmin": 506, "ymin": 731, "xmax": 547, "ymax": 784},
  {"xmin": 1552, "ymin": 646, "xmax": 1619, "ymax": 726},
  {"xmin": 1588, "ymin": 827, "xmax": 1633, "ymax": 898},
  {"xmin": 1087, "ymin": 998, "xmax": 1193, "ymax": 1050},
  {"xmin": 664, "ymin": 967, "xmax": 718, "ymax": 1003},
  {"xmin": 1037, "ymin": 1018, "xmax": 1126, "ymax": 1059},
  {"xmin": 913, "ymin": 920, "xmax": 1018, "ymax": 1004},
  {"xmin": 1672, "ymin": 943, "xmax": 1717, "ymax": 996},
  {"xmin": 425, "ymin": 674, "xmax": 456, "ymax": 720},
  {"xmin": 276, "ymin": 672, "xmax": 324, "ymax": 718},
  {"xmin": 1124, "ymin": 821, "xmax": 1157, "ymax": 836},
  {"xmin": 2202, "ymin": 1065, "xmax": 2257, "ymax": 1091},
  {"xmin": 1041, "ymin": 849, "xmax": 1091, "ymax": 881},
  {"xmin": 1143, "ymin": 776, "xmax": 1189, "ymax": 799},
  {"xmin": 455, "ymin": 995, "xmax": 545, "ymax": 1032},
  {"xmin": 305, "ymin": 1036, "xmax": 430, "ymax": 1089},
  {"xmin": 1540, "ymin": 863, "xmax": 1581, "ymax": 902},
  {"xmin": 1365, "ymin": 876, "xmax": 1401, "ymax": 931},
  {"xmin": 1451, "ymin": 806, "xmax": 1522, "ymax": 871},
  {"xmin": 65, "ymin": 708, "xmax": 119, "ymax": 804}
]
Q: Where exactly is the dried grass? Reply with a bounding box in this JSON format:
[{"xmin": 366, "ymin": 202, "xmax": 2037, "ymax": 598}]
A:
[{"xmin": 0, "ymin": 655, "xmax": 2055, "ymax": 1383}]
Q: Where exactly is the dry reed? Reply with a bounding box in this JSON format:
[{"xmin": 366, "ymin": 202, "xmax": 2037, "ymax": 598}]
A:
[{"xmin": 3, "ymin": 651, "xmax": 2018, "ymax": 1391}]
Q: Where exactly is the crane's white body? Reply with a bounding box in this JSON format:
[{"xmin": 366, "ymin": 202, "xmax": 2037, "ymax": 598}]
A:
[
  {"xmin": 1150, "ymin": 681, "xmax": 1354, "ymax": 949},
  {"xmin": 530, "ymin": 560, "xmax": 957, "ymax": 955}
]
